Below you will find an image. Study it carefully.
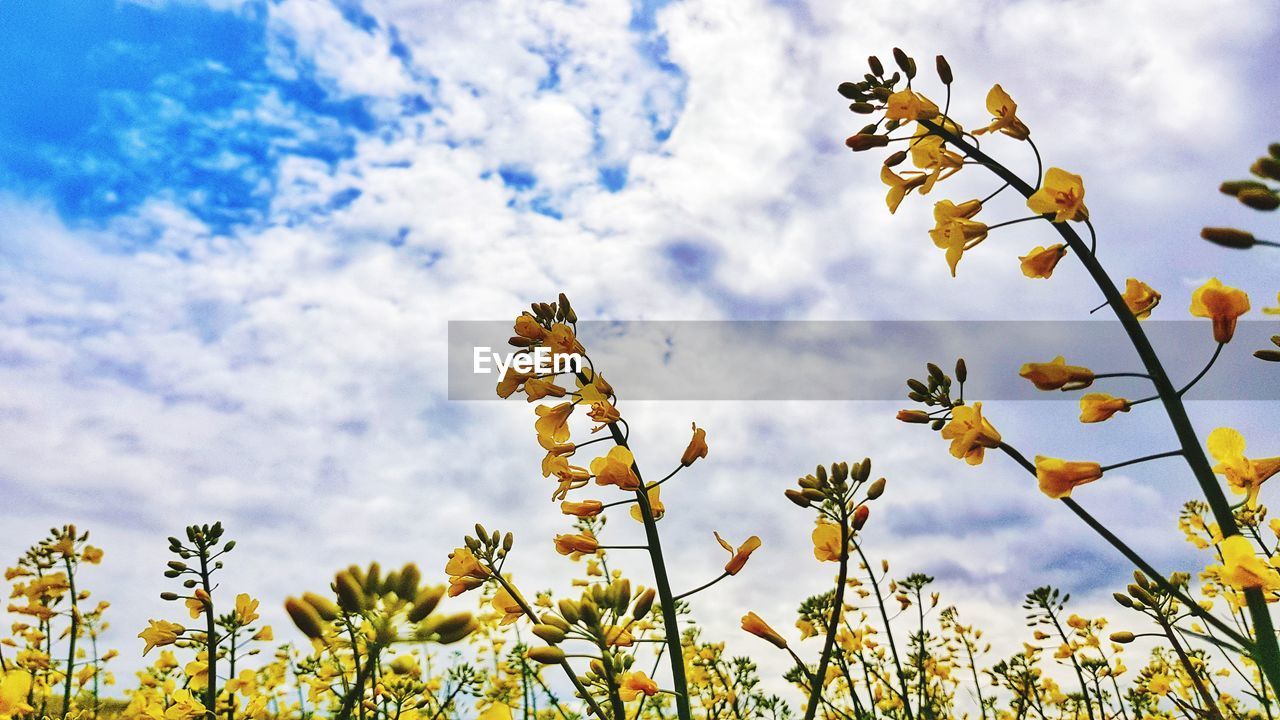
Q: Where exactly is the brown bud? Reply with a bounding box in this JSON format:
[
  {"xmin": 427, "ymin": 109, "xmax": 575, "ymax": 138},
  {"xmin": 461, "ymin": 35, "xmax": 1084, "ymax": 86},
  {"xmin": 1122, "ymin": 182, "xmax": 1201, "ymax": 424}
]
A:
[
  {"xmin": 935, "ymin": 55, "xmax": 952, "ymax": 84},
  {"xmin": 845, "ymin": 134, "xmax": 890, "ymax": 152},
  {"xmin": 837, "ymin": 81, "xmax": 861, "ymax": 99},
  {"xmin": 1252, "ymin": 156, "xmax": 1280, "ymax": 182},
  {"xmin": 1109, "ymin": 631, "xmax": 1135, "ymax": 644},
  {"xmin": 1237, "ymin": 188, "xmax": 1279, "ymax": 211},
  {"xmin": 884, "ymin": 150, "xmax": 907, "ymax": 168},
  {"xmin": 866, "ymin": 478, "xmax": 886, "ymax": 500},
  {"xmin": 1255, "ymin": 349, "xmax": 1280, "ymax": 362},
  {"xmin": 868, "ymin": 55, "xmax": 884, "ymax": 76},
  {"xmin": 1200, "ymin": 227, "xmax": 1256, "ymax": 249}
]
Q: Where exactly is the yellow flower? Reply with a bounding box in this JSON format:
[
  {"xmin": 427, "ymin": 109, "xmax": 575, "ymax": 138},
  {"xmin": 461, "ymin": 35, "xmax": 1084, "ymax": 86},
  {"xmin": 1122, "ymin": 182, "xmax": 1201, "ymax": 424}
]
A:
[
  {"xmin": 444, "ymin": 547, "xmax": 489, "ymax": 597},
  {"xmin": 495, "ymin": 366, "xmax": 533, "ymax": 399},
  {"xmin": 491, "ymin": 586, "xmax": 524, "ymax": 626},
  {"xmin": 186, "ymin": 588, "xmax": 210, "ymax": 619},
  {"xmin": 164, "ymin": 689, "xmax": 208, "ymax": 720},
  {"xmin": 81, "ymin": 546, "xmax": 104, "ymax": 564},
  {"xmin": 581, "ymin": 403, "xmax": 618, "ymax": 435},
  {"xmin": 812, "ymin": 521, "xmax": 843, "ymax": 562},
  {"xmin": 929, "ymin": 200, "xmax": 988, "ymax": 276},
  {"xmin": 560, "ymin": 500, "xmax": 604, "ymax": 518},
  {"xmin": 138, "ymin": 619, "xmax": 184, "ymax": 655},
  {"xmin": 1035, "ymin": 457, "xmax": 1103, "ymax": 499},
  {"xmin": 1207, "ymin": 427, "xmax": 1280, "ymax": 509},
  {"xmin": 1027, "ymin": 168, "xmax": 1088, "ymax": 222},
  {"xmin": 0, "ymin": 670, "xmax": 34, "ymax": 720},
  {"xmin": 604, "ymin": 625, "xmax": 635, "ymax": 647},
  {"xmin": 523, "ymin": 377, "xmax": 567, "ymax": 401},
  {"xmin": 1189, "ymin": 278, "xmax": 1250, "ymax": 343},
  {"xmin": 1019, "ymin": 244, "xmax": 1067, "ymax": 279},
  {"xmin": 884, "ymin": 90, "xmax": 939, "ymax": 123},
  {"xmin": 591, "ymin": 446, "xmax": 641, "ymax": 491},
  {"xmin": 477, "ymin": 704, "xmax": 515, "ymax": 720},
  {"xmin": 618, "ymin": 671, "xmax": 660, "ymax": 701},
  {"xmin": 1079, "ymin": 393, "xmax": 1129, "ymax": 423},
  {"xmin": 235, "ymin": 593, "xmax": 260, "ymax": 625},
  {"xmin": 1217, "ymin": 535, "xmax": 1280, "ymax": 592},
  {"xmin": 681, "ymin": 423, "xmax": 708, "ymax": 466},
  {"xmin": 1019, "ymin": 356, "xmax": 1094, "ymax": 391},
  {"xmin": 715, "ymin": 532, "xmax": 762, "ymax": 575},
  {"xmin": 1121, "ymin": 278, "xmax": 1161, "ymax": 320},
  {"xmin": 575, "ymin": 369, "xmax": 613, "ymax": 405},
  {"xmin": 185, "ymin": 657, "xmax": 209, "ymax": 691},
  {"xmin": 534, "ymin": 403, "xmax": 574, "ymax": 449},
  {"xmin": 973, "ymin": 84, "xmax": 1029, "ymax": 140},
  {"xmin": 881, "ymin": 164, "xmax": 927, "ymax": 213},
  {"xmin": 909, "ymin": 133, "xmax": 964, "ymax": 194},
  {"xmin": 1264, "ymin": 293, "xmax": 1280, "ymax": 315},
  {"xmin": 741, "ymin": 612, "xmax": 788, "ymax": 649},
  {"xmin": 939, "ymin": 402, "xmax": 1002, "ymax": 465},
  {"xmin": 513, "ymin": 314, "xmax": 546, "ymax": 341},
  {"xmin": 545, "ymin": 323, "xmax": 584, "ymax": 357},
  {"xmin": 630, "ymin": 486, "xmax": 665, "ymax": 523},
  {"xmin": 553, "ymin": 532, "xmax": 599, "ymax": 557}
]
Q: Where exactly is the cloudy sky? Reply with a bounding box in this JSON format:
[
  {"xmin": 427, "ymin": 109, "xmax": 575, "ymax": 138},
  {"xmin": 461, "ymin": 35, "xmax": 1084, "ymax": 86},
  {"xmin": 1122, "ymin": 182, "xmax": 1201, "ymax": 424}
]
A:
[{"xmin": 2, "ymin": 0, "xmax": 1278, "ymax": 696}]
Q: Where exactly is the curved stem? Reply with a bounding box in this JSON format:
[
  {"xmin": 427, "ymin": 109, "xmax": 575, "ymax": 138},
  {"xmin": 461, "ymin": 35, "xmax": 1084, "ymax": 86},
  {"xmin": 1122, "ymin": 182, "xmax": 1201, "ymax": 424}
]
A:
[
  {"xmin": 606, "ymin": 421, "xmax": 693, "ymax": 720},
  {"xmin": 1179, "ymin": 342, "xmax": 1226, "ymax": 397},
  {"xmin": 924, "ymin": 118, "xmax": 1280, "ymax": 694},
  {"xmin": 673, "ymin": 572, "xmax": 730, "ymax": 601}
]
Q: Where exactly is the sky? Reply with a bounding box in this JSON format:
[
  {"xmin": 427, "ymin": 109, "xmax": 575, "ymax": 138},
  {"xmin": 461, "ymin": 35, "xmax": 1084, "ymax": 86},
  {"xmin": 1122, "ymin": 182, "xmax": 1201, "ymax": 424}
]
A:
[{"xmin": 1, "ymin": 0, "xmax": 1279, "ymax": 699}]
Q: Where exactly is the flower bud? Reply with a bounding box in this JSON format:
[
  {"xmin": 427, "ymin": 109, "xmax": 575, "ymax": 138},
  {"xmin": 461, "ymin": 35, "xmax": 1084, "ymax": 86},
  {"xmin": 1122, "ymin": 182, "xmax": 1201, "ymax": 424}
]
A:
[
  {"xmin": 1255, "ymin": 349, "xmax": 1280, "ymax": 362},
  {"xmin": 407, "ymin": 586, "xmax": 445, "ymax": 623},
  {"xmin": 303, "ymin": 592, "xmax": 342, "ymax": 621},
  {"xmin": 558, "ymin": 599, "xmax": 581, "ymax": 624},
  {"xmin": 866, "ymin": 478, "xmax": 886, "ymax": 500},
  {"xmin": 852, "ymin": 504, "xmax": 871, "ymax": 531},
  {"xmin": 868, "ymin": 55, "xmax": 884, "ymax": 76},
  {"xmin": 845, "ymin": 134, "xmax": 890, "ymax": 152},
  {"xmin": 532, "ymin": 624, "xmax": 566, "ymax": 644},
  {"xmin": 837, "ymin": 81, "xmax": 862, "ymax": 99},
  {"xmin": 1252, "ymin": 156, "xmax": 1280, "ymax": 182},
  {"xmin": 1238, "ymin": 188, "xmax": 1280, "ymax": 211},
  {"xmin": 896, "ymin": 410, "xmax": 930, "ymax": 424},
  {"xmin": 955, "ymin": 358, "xmax": 967, "ymax": 383},
  {"xmin": 784, "ymin": 489, "xmax": 811, "ymax": 508},
  {"xmin": 632, "ymin": 588, "xmax": 657, "ymax": 621},
  {"xmin": 285, "ymin": 597, "xmax": 326, "ymax": 639},
  {"xmin": 849, "ymin": 102, "xmax": 876, "ymax": 114},
  {"xmin": 334, "ymin": 571, "xmax": 365, "ymax": 613},
  {"xmin": 1220, "ymin": 180, "xmax": 1269, "ymax": 195},
  {"xmin": 884, "ymin": 150, "xmax": 907, "ymax": 168},
  {"xmin": 527, "ymin": 646, "xmax": 566, "ymax": 665},
  {"xmin": 1112, "ymin": 592, "xmax": 1134, "ymax": 608},
  {"xmin": 1109, "ymin": 631, "xmax": 1135, "ymax": 644},
  {"xmin": 1200, "ymin": 227, "xmax": 1255, "ymax": 249},
  {"xmin": 935, "ymin": 55, "xmax": 952, "ymax": 84}
]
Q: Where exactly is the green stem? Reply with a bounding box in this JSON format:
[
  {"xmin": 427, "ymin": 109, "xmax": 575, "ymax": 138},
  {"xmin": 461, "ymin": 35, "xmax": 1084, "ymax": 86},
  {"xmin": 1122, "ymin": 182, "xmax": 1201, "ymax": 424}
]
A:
[
  {"xmin": 922, "ymin": 117, "xmax": 1280, "ymax": 695},
  {"xmin": 607, "ymin": 422, "xmax": 693, "ymax": 720},
  {"xmin": 804, "ymin": 519, "xmax": 849, "ymax": 720},
  {"xmin": 198, "ymin": 549, "xmax": 218, "ymax": 719},
  {"xmin": 61, "ymin": 554, "xmax": 79, "ymax": 719}
]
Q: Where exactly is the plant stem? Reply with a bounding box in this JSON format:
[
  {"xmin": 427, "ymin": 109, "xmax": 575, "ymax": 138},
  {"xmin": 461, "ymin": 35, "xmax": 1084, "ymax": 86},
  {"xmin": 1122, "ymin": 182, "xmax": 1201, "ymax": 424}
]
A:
[
  {"xmin": 804, "ymin": 518, "xmax": 850, "ymax": 720},
  {"xmin": 607, "ymin": 422, "xmax": 693, "ymax": 720},
  {"xmin": 922, "ymin": 117, "xmax": 1280, "ymax": 696},
  {"xmin": 198, "ymin": 548, "xmax": 218, "ymax": 719},
  {"xmin": 61, "ymin": 554, "xmax": 78, "ymax": 719}
]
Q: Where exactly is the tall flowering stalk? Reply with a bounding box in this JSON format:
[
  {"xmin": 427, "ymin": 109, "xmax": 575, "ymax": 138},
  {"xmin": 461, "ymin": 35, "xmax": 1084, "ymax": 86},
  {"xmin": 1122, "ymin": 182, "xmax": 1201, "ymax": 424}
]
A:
[
  {"xmin": 840, "ymin": 49, "xmax": 1280, "ymax": 695},
  {"xmin": 486, "ymin": 294, "xmax": 753, "ymax": 720}
]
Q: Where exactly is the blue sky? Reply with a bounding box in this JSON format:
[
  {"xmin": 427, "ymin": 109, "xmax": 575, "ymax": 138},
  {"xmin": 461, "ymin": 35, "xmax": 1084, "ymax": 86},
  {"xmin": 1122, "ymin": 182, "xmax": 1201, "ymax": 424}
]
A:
[{"xmin": 1, "ymin": 0, "xmax": 1278, "ymax": 693}]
